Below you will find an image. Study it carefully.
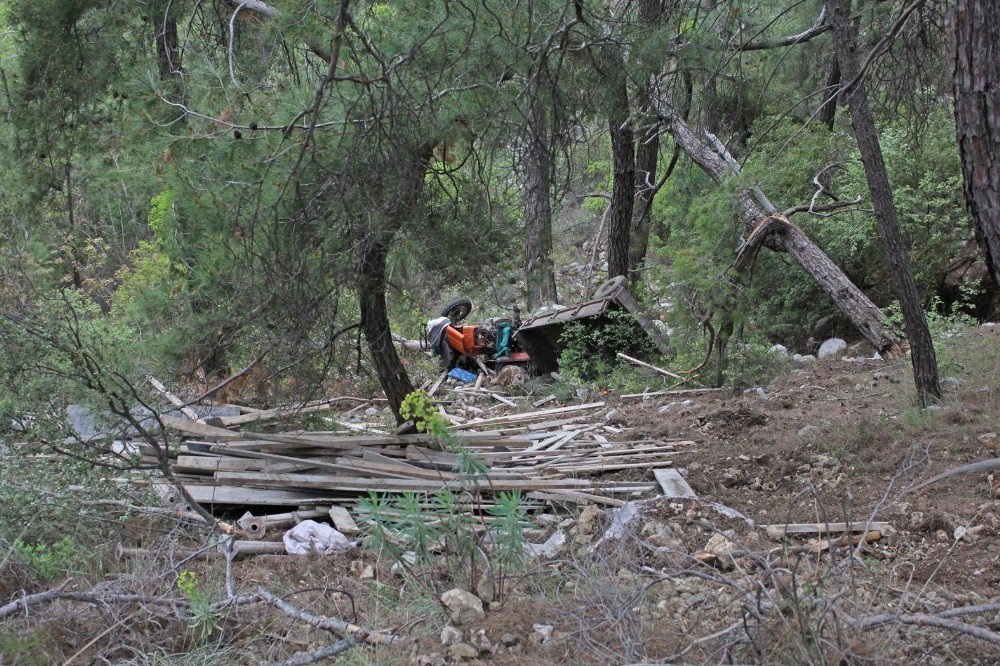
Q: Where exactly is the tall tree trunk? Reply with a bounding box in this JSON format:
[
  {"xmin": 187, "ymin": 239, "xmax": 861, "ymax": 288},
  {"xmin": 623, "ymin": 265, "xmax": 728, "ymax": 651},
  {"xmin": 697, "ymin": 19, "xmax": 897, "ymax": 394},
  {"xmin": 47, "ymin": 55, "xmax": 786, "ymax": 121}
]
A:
[
  {"xmin": 628, "ymin": 0, "xmax": 666, "ymax": 281},
  {"xmin": 830, "ymin": 0, "xmax": 940, "ymax": 405},
  {"xmin": 359, "ymin": 234, "xmax": 415, "ymax": 424},
  {"xmin": 818, "ymin": 53, "xmax": 841, "ymax": 130},
  {"xmin": 523, "ymin": 75, "xmax": 558, "ymax": 311},
  {"xmin": 951, "ymin": 0, "xmax": 1000, "ymax": 290},
  {"xmin": 152, "ymin": 0, "xmax": 181, "ymax": 82},
  {"xmin": 655, "ymin": 105, "xmax": 905, "ymax": 356},
  {"xmin": 607, "ymin": 78, "xmax": 635, "ymax": 280},
  {"xmin": 357, "ymin": 148, "xmax": 430, "ymax": 424}
]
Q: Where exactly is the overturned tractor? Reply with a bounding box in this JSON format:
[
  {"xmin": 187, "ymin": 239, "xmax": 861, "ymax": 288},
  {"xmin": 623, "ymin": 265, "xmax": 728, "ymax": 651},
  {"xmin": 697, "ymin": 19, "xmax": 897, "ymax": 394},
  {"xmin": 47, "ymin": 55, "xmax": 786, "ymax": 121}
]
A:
[{"xmin": 426, "ymin": 277, "xmax": 673, "ymax": 375}]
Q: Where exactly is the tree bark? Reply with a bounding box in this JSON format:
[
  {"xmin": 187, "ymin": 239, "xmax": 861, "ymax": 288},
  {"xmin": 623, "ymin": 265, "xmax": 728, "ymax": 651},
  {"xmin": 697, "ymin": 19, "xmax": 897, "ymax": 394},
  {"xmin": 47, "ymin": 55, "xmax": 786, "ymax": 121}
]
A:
[
  {"xmin": 153, "ymin": 5, "xmax": 181, "ymax": 82},
  {"xmin": 654, "ymin": 104, "xmax": 905, "ymax": 356},
  {"xmin": 950, "ymin": 0, "xmax": 1000, "ymax": 290},
  {"xmin": 830, "ymin": 0, "xmax": 940, "ymax": 405},
  {"xmin": 523, "ymin": 73, "xmax": 558, "ymax": 311},
  {"xmin": 359, "ymin": 235, "xmax": 415, "ymax": 424},
  {"xmin": 607, "ymin": 77, "xmax": 636, "ymax": 280},
  {"xmin": 628, "ymin": 0, "xmax": 666, "ymax": 281},
  {"xmin": 818, "ymin": 53, "xmax": 841, "ymax": 131},
  {"xmin": 357, "ymin": 147, "xmax": 430, "ymax": 424}
]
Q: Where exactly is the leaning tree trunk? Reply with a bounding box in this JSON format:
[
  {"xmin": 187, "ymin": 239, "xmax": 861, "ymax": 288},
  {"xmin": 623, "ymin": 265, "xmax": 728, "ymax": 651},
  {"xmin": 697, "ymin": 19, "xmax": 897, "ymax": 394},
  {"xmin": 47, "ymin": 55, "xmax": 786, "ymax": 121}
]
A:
[
  {"xmin": 950, "ymin": 0, "xmax": 1000, "ymax": 290},
  {"xmin": 357, "ymin": 147, "xmax": 430, "ymax": 424},
  {"xmin": 830, "ymin": 0, "xmax": 940, "ymax": 405},
  {"xmin": 607, "ymin": 77, "xmax": 636, "ymax": 280},
  {"xmin": 654, "ymin": 104, "xmax": 904, "ymax": 357},
  {"xmin": 359, "ymin": 235, "xmax": 415, "ymax": 424},
  {"xmin": 523, "ymin": 73, "xmax": 558, "ymax": 311}
]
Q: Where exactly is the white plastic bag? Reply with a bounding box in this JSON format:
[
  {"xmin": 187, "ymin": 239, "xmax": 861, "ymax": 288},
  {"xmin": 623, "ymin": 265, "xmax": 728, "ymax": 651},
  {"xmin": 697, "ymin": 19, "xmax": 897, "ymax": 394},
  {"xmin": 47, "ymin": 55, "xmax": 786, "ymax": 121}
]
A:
[{"xmin": 283, "ymin": 520, "xmax": 355, "ymax": 555}]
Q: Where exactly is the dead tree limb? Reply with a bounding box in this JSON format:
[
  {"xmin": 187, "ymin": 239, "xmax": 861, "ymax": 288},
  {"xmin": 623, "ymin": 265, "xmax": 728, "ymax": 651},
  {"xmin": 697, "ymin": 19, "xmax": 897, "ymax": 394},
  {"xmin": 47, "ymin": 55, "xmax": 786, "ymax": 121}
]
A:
[
  {"xmin": 654, "ymin": 104, "xmax": 904, "ymax": 357},
  {"xmin": 848, "ymin": 612, "xmax": 1000, "ymax": 646},
  {"xmin": 270, "ymin": 640, "xmax": 356, "ymax": 666},
  {"xmin": 908, "ymin": 458, "xmax": 1000, "ymax": 492}
]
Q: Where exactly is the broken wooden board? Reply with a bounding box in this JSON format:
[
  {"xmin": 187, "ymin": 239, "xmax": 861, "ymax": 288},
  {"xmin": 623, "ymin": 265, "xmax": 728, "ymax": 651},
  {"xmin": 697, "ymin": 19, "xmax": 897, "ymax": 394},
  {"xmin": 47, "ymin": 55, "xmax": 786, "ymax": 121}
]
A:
[
  {"xmin": 653, "ymin": 468, "xmax": 697, "ymax": 499},
  {"xmin": 449, "ymin": 402, "xmax": 606, "ymax": 431},
  {"xmin": 762, "ymin": 521, "xmax": 893, "ymax": 540},
  {"xmin": 159, "ymin": 414, "xmax": 242, "ymax": 441},
  {"xmin": 328, "ymin": 505, "xmax": 359, "ymax": 534}
]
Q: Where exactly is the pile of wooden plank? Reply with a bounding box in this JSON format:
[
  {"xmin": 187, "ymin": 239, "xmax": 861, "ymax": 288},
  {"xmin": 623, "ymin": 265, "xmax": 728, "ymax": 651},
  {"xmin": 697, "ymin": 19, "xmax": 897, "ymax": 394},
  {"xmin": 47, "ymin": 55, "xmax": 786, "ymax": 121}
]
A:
[{"xmin": 148, "ymin": 400, "xmax": 695, "ymax": 516}]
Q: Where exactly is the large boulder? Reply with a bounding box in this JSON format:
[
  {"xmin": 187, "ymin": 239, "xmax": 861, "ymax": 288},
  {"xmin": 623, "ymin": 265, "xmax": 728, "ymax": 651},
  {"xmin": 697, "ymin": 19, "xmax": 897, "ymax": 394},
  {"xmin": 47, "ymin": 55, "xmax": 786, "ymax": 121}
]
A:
[{"xmin": 817, "ymin": 338, "xmax": 847, "ymax": 360}]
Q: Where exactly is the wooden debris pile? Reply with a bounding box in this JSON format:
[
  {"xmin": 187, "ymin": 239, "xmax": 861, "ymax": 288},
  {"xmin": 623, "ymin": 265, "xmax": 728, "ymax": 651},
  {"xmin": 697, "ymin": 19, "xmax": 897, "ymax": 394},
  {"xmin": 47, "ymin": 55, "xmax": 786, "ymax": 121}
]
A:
[{"xmin": 147, "ymin": 400, "xmax": 695, "ymax": 521}]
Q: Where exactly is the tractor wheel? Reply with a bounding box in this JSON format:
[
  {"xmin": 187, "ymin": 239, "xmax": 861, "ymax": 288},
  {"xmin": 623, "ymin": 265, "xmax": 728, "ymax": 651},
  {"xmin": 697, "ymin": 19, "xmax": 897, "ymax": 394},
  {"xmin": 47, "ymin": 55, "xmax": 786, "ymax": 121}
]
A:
[
  {"xmin": 441, "ymin": 298, "xmax": 473, "ymax": 323},
  {"xmin": 593, "ymin": 275, "xmax": 627, "ymax": 300}
]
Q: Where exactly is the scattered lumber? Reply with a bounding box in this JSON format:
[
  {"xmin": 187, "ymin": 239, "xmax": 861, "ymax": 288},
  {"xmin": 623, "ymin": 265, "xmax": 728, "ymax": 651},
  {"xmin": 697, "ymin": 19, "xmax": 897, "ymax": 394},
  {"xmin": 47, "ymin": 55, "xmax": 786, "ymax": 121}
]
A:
[
  {"xmin": 125, "ymin": 394, "xmax": 691, "ymax": 528},
  {"xmin": 616, "ymin": 352, "xmax": 683, "ymax": 380},
  {"xmin": 148, "ymin": 375, "xmax": 202, "ymax": 422},
  {"xmin": 620, "ymin": 388, "xmax": 721, "ymax": 400},
  {"xmin": 653, "ymin": 468, "xmax": 698, "ymax": 499},
  {"xmin": 763, "ymin": 521, "xmax": 892, "ymax": 540}
]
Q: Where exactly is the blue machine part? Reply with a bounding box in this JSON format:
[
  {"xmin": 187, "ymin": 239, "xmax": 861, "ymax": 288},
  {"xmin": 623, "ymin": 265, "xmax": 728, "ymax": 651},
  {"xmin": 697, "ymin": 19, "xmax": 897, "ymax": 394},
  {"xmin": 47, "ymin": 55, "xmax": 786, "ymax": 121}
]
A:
[
  {"xmin": 493, "ymin": 322, "xmax": 514, "ymax": 359},
  {"xmin": 448, "ymin": 367, "xmax": 478, "ymax": 383}
]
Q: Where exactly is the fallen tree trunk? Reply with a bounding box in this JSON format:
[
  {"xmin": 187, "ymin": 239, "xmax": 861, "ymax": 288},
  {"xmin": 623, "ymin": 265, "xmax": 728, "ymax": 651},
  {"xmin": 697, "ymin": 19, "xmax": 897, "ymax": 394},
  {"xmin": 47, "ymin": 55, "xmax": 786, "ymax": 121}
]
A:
[{"xmin": 655, "ymin": 106, "xmax": 904, "ymax": 356}]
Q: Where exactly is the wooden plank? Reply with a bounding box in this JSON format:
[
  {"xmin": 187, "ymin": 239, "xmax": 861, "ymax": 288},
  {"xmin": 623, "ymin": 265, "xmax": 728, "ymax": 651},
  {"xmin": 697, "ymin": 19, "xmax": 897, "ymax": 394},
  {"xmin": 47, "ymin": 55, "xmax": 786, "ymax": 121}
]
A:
[
  {"xmin": 148, "ymin": 375, "xmax": 202, "ymax": 422},
  {"xmin": 620, "ymin": 388, "xmax": 721, "ymax": 400},
  {"xmin": 160, "ymin": 414, "xmax": 242, "ymax": 441},
  {"xmin": 448, "ymin": 402, "xmax": 605, "ymax": 431},
  {"xmin": 328, "ymin": 505, "xmax": 359, "ymax": 534},
  {"xmin": 616, "ymin": 353, "xmax": 683, "ymax": 380},
  {"xmin": 653, "ymin": 468, "xmax": 697, "ymax": 499},
  {"xmin": 762, "ymin": 521, "xmax": 892, "ymax": 538},
  {"xmin": 173, "ymin": 455, "xmax": 312, "ymax": 475},
  {"xmin": 427, "ymin": 371, "xmax": 448, "ymax": 397},
  {"xmin": 532, "ymin": 395, "xmax": 557, "ymax": 408},
  {"xmin": 182, "ymin": 484, "xmax": 324, "ymax": 506},
  {"xmin": 219, "ymin": 398, "xmax": 342, "ymax": 427},
  {"xmin": 213, "ymin": 470, "xmax": 649, "ymax": 493}
]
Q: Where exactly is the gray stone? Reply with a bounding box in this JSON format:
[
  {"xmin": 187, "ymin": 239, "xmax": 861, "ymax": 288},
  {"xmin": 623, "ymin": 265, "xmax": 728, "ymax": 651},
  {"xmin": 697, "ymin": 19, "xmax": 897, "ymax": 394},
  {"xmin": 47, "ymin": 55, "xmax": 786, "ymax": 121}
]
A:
[
  {"xmin": 817, "ymin": 338, "xmax": 847, "ymax": 360},
  {"xmin": 529, "ymin": 624, "xmax": 555, "ymax": 645},
  {"xmin": 500, "ymin": 633, "xmax": 520, "ymax": 647},
  {"xmin": 577, "ymin": 505, "xmax": 601, "ymax": 536},
  {"xmin": 475, "ymin": 578, "xmax": 495, "ymax": 604},
  {"xmin": 941, "ymin": 376, "xmax": 960, "ymax": 391},
  {"xmin": 525, "ymin": 529, "xmax": 567, "ymax": 559},
  {"xmin": 755, "ymin": 387, "xmax": 769, "ymax": 401},
  {"xmin": 440, "ymin": 624, "xmax": 462, "ymax": 646},
  {"xmin": 441, "ymin": 589, "xmax": 485, "ymax": 626},
  {"xmin": 768, "ymin": 344, "xmax": 789, "ymax": 357},
  {"xmin": 448, "ymin": 642, "xmax": 479, "ymax": 660},
  {"xmin": 792, "ymin": 354, "xmax": 817, "ymax": 363},
  {"xmin": 797, "ymin": 425, "xmax": 822, "ymax": 440}
]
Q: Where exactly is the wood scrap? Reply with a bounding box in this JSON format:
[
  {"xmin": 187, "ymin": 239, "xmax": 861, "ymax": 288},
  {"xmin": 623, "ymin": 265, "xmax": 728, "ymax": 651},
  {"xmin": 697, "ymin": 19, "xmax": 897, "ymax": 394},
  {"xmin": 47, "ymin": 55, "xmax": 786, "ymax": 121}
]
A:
[
  {"xmin": 148, "ymin": 375, "xmax": 202, "ymax": 422},
  {"xmin": 763, "ymin": 521, "xmax": 893, "ymax": 540},
  {"xmin": 653, "ymin": 468, "xmax": 698, "ymax": 499},
  {"xmin": 616, "ymin": 352, "xmax": 683, "ymax": 379}
]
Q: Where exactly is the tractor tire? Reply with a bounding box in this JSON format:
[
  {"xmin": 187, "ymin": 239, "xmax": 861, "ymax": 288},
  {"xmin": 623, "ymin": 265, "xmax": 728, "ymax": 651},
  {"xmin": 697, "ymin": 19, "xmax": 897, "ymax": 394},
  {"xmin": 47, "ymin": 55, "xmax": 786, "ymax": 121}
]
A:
[
  {"xmin": 441, "ymin": 298, "xmax": 473, "ymax": 323},
  {"xmin": 593, "ymin": 275, "xmax": 627, "ymax": 300}
]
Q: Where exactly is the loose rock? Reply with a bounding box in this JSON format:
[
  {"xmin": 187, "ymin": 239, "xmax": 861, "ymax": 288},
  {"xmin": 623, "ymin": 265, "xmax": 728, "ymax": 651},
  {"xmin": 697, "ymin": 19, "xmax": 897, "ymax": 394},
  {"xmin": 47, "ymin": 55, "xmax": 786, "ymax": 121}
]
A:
[
  {"xmin": 441, "ymin": 588, "xmax": 485, "ymax": 626},
  {"xmin": 817, "ymin": 338, "xmax": 847, "ymax": 360}
]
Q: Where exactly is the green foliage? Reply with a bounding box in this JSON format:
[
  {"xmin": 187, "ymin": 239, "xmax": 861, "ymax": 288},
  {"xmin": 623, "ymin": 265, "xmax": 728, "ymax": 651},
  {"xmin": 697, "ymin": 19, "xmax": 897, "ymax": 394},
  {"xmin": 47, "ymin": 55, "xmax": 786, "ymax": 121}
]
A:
[
  {"xmin": 358, "ymin": 456, "xmax": 528, "ymax": 599},
  {"xmin": 177, "ymin": 571, "xmax": 221, "ymax": 642},
  {"xmin": 0, "ymin": 626, "xmax": 53, "ymax": 666},
  {"xmin": 10, "ymin": 536, "xmax": 78, "ymax": 582},
  {"xmin": 400, "ymin": 390, "xmax": 450, "ymax": 435},
  {"xmin": 558, "ymin": 310, "xmax": 659, "ymax": 384}
]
